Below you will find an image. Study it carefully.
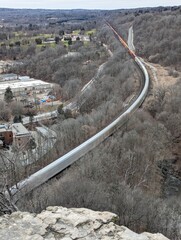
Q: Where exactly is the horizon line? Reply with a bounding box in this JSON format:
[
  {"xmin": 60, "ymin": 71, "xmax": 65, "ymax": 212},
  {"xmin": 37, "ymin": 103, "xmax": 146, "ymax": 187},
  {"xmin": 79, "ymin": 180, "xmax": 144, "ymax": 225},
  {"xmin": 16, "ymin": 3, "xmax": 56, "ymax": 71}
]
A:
[{"xmin": 0, "ymin": 5, "xmax": 180, "ymax": 11}]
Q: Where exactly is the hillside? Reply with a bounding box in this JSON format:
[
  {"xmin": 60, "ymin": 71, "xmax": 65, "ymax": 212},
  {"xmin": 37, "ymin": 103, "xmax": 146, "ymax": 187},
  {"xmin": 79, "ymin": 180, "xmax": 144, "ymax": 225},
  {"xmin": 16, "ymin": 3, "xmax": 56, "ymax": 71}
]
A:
[
  {"xmin": 0, "ymin": 6, "xmax": 180, "ymax": 240},
  {"xmin": 106, "ymin": 6, "xmax": 181, "ymax": 68}
]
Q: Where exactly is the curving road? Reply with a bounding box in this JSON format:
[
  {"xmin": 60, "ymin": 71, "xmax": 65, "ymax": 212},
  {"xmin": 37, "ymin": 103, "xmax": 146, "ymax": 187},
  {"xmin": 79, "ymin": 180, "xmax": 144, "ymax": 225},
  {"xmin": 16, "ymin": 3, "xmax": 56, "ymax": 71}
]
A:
[{"xmin": 9, "ymin": 24, "xmax": 149, "ymax": 201}]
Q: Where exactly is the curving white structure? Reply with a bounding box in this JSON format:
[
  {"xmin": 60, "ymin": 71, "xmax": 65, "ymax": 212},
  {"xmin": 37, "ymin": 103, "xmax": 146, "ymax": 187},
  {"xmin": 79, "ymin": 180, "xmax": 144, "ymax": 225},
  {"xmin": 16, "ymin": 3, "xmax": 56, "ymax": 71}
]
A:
[{"xmin": 9, "ymin": 27, "xmax": 149, "ymax": 201}]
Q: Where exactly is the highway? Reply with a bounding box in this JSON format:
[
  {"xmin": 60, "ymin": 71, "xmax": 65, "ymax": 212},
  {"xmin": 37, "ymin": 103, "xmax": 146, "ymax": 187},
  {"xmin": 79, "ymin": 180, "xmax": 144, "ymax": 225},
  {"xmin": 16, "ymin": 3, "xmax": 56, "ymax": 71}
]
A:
[{"xmin": 9, "ymin": 24, "xmax": 149, "ymax": 201}]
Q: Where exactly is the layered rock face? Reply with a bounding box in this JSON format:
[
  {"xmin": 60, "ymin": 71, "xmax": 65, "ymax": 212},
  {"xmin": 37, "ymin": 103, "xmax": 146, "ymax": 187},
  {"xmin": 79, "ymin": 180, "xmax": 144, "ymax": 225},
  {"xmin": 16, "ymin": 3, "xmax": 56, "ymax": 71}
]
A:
[{"xmin": 0, "ymin": 206, "xmax": 169, "ymax": 240}]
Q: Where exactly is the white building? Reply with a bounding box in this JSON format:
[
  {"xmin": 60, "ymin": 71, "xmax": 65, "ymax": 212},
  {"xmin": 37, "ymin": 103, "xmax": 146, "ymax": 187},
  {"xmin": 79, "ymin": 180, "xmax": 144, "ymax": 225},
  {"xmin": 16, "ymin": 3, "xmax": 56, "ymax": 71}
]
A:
[
  {"xmin": 0, "ymin": 73, "xmax": 18, "ymax": 81},
  {"xmin": 0, "ymin": 79, "xmax": 52, "ymax": 95}
]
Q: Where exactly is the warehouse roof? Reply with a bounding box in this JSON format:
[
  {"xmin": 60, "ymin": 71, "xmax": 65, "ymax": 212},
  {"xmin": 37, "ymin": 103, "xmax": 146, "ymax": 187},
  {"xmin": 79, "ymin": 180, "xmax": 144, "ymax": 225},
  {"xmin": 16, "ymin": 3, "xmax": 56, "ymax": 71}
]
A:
[
  {"xmin": 0, "ymin": 73, "xmax": 17, "ymax": 78},
  {"xmin": 0, "ymin": 79, "xmax": 51, "ymax": 93}
]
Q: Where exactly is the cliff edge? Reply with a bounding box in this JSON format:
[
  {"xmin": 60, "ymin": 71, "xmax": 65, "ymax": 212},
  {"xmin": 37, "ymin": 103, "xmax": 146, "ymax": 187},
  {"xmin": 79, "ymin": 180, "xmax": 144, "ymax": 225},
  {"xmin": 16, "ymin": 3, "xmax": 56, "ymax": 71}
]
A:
[{"xmin": 0, "ymin": 206, "xmax": 169, "ymax": 240}]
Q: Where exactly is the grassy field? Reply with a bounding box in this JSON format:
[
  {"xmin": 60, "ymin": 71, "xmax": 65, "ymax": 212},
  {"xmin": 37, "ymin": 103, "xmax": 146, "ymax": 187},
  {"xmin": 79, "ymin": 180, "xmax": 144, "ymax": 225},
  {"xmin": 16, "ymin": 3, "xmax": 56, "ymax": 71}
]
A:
[
  {"xmin": 85, "ymin": 29, "xmax": 96, "ymax": 35},
  {"xmin": 62, "ymin": 40, "xmax": 69, "ymax": 47},
  {"xmin": 83, "ymin": 41, "xmax": 90, "ymax": 46},
  {"xmin": 36, "ymin": 42, "xmax": 57, "ymax": 48},
  {"xmin": 72, "ymin": 30, "xmax": 80, "ymax": 34},
  {"xmin": 73, "ymin": 29, "xmax": 96, "ymax": 35},
  {"xmin": 1, "ymin": 29, "xmax": 95, "ymax": 52}
]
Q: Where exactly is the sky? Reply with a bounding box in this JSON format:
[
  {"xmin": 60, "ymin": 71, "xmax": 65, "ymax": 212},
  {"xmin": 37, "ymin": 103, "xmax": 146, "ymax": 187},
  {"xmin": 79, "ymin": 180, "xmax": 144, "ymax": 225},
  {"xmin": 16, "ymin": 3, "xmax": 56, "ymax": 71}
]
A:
[{"xmin": 0, "ymin": 0, "xmax": 180, "ymax": 10}]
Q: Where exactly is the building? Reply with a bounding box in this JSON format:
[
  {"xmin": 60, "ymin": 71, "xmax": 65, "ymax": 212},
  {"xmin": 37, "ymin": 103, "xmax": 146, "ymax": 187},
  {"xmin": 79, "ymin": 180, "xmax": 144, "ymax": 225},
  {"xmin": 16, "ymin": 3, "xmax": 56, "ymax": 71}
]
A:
[
  {"xmin": 0, "ymin": 79, "xmax": 52, "ymax": 95},
  {"xmin": 36, "ymin": 126, "xmax": 56, "ymax": 139},
  {"xmin": 12, "ymin": 123, "xmax": 32, "ymax": 149},
  {"xmin": 43, "ymin": 38, "xmax": 55, "ymax": 44},
  {"xmin": 0, "ymin": 124, "xmax": 13, "ymax": 145},
  {"xmin": 0, "ymin": 73, "xmax": 18, "ymax": 82},
  {"xmin": 0, "ymin": 123, "xmax": 31, "ymax": 149},
  {"xmin": 18, "ymin": 76, "xmax": 30, "ymax": 81}
]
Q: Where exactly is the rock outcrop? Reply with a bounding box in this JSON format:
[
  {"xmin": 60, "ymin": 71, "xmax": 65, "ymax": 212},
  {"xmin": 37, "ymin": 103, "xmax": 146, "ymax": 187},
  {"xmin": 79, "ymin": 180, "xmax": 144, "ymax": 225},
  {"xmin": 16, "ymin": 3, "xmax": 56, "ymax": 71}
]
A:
[{"xmin": 0, "ymin": 206, "xmax": 169, "ymax": 240}]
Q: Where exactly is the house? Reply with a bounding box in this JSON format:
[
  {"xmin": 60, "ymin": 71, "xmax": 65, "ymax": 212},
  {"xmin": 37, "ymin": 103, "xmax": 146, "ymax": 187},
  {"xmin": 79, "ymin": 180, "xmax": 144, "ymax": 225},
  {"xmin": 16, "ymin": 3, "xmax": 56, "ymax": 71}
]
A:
[{"xmin": 43, "ymin": 38, "xmax": 55, "ymax": 44}]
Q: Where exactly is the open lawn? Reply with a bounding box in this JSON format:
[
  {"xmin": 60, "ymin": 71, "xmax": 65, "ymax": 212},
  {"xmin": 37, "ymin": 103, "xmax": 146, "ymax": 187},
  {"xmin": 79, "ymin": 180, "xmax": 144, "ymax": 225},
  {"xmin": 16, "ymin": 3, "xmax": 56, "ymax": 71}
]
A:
[
  {"xmin": 72, "ymin": 30, "xmax": 80, "ymax": 34},
  {"xmin": 85, "ymin": 29, "xmax": 96, "ymax": 35}
]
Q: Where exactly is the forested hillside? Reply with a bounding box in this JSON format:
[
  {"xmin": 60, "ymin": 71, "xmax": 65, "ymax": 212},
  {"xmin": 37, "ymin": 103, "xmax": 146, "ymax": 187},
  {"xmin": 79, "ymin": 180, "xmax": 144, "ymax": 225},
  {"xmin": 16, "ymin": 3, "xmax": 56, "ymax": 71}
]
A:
[
  {"xmin": 0, "ymin": 6, "xmax": 181, "ymax": 240},
  {"xmin": 19, "ymin": 80, "xmax": 181, "ymax": 240},
  {"xmin": 107, "ymin": 7, "xmax": 181, "ymax": 68},
  {"xmin": 134, "ymin": 10, "xmax": 181, "ymax": 68},
  {"xmin": 16, "ymin": 8, "xmax": 181, "ymax": 240}
]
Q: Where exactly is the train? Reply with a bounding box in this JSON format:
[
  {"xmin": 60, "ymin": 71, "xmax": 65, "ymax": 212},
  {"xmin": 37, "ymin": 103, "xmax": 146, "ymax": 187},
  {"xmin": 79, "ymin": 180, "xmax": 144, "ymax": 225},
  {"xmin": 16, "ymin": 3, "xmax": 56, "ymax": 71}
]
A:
[
  {"xmin": 8, "ymin": 24, "xmax": 149, "ymax": 202},
  {"xmin": 106, "ymin": 21, "xmax": 136, "ymax": 59}
]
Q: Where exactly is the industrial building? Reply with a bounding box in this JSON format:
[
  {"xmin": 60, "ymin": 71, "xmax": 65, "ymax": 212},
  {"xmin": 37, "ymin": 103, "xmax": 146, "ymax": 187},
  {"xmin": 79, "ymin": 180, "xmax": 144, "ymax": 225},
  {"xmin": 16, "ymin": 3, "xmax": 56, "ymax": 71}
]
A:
[
  {"xmin": 0, "ymin": 79, "xmax": 52, "ymax": 95},
  {"xmin": 0, "ymin": 123, "xmax": 31, "ymax": 149},
  {"xmin": 12, "ymin": 123, "xmax": 32, "ymax": 149},
  {"xmin": 0, "ymin": 73, "xmax": 18, "ymax": 81}
]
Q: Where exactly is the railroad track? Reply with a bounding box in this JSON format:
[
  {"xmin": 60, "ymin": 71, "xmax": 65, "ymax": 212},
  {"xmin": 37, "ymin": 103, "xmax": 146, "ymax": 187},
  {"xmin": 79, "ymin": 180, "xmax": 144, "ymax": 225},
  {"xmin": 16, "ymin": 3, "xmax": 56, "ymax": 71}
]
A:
[{"xmin": 8, "ymin": 23, "xmax": 149, "ymax": 201}]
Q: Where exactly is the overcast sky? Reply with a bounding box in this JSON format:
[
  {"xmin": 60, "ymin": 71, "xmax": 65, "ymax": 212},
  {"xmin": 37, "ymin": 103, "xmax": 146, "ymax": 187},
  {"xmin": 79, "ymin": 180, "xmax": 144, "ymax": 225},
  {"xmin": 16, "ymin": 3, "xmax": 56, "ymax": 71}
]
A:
[{"xmin": 0, "ymin": 0, "xmax": 180, "ymax": 9}]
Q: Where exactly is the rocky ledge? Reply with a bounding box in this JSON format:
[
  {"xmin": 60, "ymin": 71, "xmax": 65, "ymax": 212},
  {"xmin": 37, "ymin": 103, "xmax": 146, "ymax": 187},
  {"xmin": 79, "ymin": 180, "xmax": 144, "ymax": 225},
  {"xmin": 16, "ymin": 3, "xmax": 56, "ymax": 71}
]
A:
[{"xmin": 0, "ymin": 206, "xmax": 169, "ymax": 240}]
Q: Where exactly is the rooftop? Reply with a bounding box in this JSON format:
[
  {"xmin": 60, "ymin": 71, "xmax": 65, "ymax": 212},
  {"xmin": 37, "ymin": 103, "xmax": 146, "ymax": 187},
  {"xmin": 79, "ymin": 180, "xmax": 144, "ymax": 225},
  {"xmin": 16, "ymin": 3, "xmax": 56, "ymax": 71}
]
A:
[
  {"xmin": 0, "ymin": 73, "xmax": 17, "ymax": 78},
  {"xmin": 36, "ymin": 126, "xmax": 56, "ymax": 139},
  {"xmin": 0, "ymin": 124, "xmax": 12, "ymax": 133},
  {"xmin": 12, "ymin": 123, "xmax": 30, "ymax": 136},
  {"xmin": 0, "ymin": 79, "xmax": 51, "ymax": 93}
]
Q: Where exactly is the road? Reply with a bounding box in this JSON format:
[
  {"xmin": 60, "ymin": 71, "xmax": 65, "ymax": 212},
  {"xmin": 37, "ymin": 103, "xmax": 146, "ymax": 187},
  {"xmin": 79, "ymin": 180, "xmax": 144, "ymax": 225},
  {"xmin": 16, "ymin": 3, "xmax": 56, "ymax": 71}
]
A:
[
  {"xmin": 128, "ymin": 26, "xmax": 135, "ymax": 52},
  {"xmin": 103, "ymin": 43, "xmax": 113, "ymax": 57},
  {"xmin": 9, "ymin": 24, "xmax": 149, "ymax": 200},
  {"xmin": 127, "ymin": 26, "xmax": 158, "ymax": 83}
]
